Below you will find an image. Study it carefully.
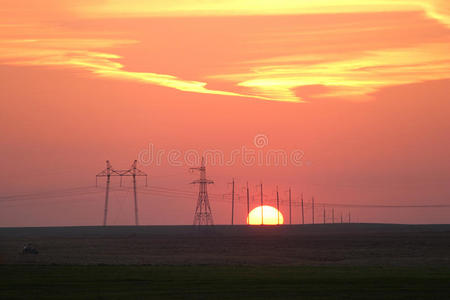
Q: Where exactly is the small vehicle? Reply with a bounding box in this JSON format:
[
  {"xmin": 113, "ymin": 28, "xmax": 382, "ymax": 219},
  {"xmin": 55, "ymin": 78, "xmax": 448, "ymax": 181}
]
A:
[{"xmin": 22, "ymin": 243, "xmax": 39, "ymax": 255}]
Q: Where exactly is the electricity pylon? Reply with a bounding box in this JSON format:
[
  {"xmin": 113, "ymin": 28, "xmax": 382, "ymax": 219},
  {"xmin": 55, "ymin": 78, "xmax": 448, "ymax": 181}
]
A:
[
  {"xmin": 191, "ymin": 157, "xmax": 214, "ymax": 225},
  {"xmin": 96, "ymin": 160, "xmax": 147, "ymax": 226}
]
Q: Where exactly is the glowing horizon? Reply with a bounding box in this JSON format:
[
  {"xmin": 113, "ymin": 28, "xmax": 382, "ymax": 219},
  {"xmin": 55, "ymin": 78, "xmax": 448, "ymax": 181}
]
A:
[{"xmin": 247, "ymin": 206, "xmax": 284, "ymax": 225}]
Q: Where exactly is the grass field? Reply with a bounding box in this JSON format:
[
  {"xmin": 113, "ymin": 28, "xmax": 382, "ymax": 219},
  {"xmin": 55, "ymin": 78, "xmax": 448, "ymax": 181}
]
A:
[
  {"xmin": 1, "ymin": 265, "xmax": 450, "ymax": 299},
  {"xmin": 1, "ymin": 224, "xmax": 450, "ymax": 266},
  {"xmin": 1, "ymin": 224, "xmax": 449, "ymax": 299}
]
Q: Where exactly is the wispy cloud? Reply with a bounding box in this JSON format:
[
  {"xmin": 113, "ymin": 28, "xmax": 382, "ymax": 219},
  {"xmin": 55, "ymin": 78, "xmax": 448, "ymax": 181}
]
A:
[
  {"xmin": 0, "ymin": 39, "xmax": 270, "ymax": 101},
  {"xmin": 212, "ymin": 43, "xmax": 450, "ymax": 102},
  {"xmin": 78, "ymin": 0, "xmax": 450, "ymax": 27},
  {"xmin": 0, "ymin": 1, "xmax": 449, "ymax": 103}
]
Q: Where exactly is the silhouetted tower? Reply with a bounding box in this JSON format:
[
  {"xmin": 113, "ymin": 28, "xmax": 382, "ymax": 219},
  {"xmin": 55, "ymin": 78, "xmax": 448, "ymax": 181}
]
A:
[
  {"xmin": 96, "ymin": 160, "xmax": 147, "ymax": 226},
  {"xmin": 191, "ymin": 158, "xmax": 214, "ymax": 225},
  {"xmin": 312, "ymin": 196, "xmax": 315, "ymax": 224}
]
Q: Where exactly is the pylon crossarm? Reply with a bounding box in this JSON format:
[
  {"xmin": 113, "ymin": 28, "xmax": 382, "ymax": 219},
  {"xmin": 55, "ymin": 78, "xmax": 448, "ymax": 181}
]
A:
[
  {"xmin": 191, "ymin": 179, "xmax": 214, "ymax": 184},
  {"xmin": 96, "ymin": 170, "xmax": 108, "ymax": 176},
  {"xmin": 96, "ymin": 160, "xmax": 148, "ymax": 226}
]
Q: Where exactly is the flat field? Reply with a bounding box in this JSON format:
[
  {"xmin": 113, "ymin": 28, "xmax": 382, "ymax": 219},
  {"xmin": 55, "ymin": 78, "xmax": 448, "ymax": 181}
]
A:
[
  {"xmin": 1, "ymin": 265, "xmax": 450, "ymax": 299},
  {"xmin": 1, "ymin": 224, "xmax": 449, "ymax": 299},
  {"xmin": 1, "ymin": 224, "xmax": 449, "ymax": 266}
]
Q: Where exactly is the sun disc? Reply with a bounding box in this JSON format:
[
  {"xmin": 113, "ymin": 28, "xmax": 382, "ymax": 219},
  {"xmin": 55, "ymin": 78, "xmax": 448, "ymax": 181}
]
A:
[{"xmin": 247, "ymin": 205, "xmax": 284, "ymax": 225}]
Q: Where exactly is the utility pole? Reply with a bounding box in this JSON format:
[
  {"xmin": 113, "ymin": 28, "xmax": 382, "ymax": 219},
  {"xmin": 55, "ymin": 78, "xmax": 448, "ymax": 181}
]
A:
[
  {"xmin": 341, "ymin": 213, "xmax": 343, "ymax": 224},
  {"xmin": 276, "ymin": 186, "xmax": 280, "ymax": 225},
  {"xmin": 103, "ymin": 160, "xmax": 111, "ymax": 226},
  {"xmin": 231, "ymin": 178, "xmax": 235, "ymax": 225},
  {"xmin": 289, "ymin": 187, "xmax": 292, "ymax": 225},
  {"xmin": 348, "ymin": 212, "xmax": 351, "ymax": 224},
  {"xmin": 301, "ymin": 193, "xmax": 304, "ymax": 225},
  {"xmin": 131, "ymin": 160, "xmax": 139, "ymax": 226},
  {"xmin": 332, "ymin": 208, "xmax": 334, "ymax": 224},
  {"xmin": 260, "ymin": 183, "xmax": 264, "ymax": 225},
  {"xmin": 323, "ymin": 206, "xmax": 326, "ymax": 224},
  {"xmin": 96, "ymin": 160, "xmax": 147, "ymax": 226},
  {"xmin": 246, "ymin": 182, "xmax": 250, "ymax": 222},
  {"xmin": 312, "ymin": 196, "xmax": 315, "ymax": 224},
  {"xmin": 191, "ymin": 157, "xmax": 214, "ymax": 225}
]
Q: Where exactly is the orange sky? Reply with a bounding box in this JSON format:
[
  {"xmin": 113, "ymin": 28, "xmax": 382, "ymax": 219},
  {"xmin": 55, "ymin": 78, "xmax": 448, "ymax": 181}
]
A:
[{"xmin": 1, "ymin": 1, "xmax": 449, "ymax": 226}]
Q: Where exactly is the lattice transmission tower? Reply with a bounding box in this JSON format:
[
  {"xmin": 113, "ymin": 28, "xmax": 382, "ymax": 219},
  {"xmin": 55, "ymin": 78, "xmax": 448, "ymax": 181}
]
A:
[
  {"xmin": 96, "ymin": 160, "xmax": 147, "ymax": 226},
  {"xmin": 191, "ymin": 157, "xmax": 214, "ymax": 225}
]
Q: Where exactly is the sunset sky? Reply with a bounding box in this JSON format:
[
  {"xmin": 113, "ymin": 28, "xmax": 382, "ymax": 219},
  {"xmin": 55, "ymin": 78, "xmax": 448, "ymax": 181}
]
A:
[{"xmin": 1, "ymin": 1, "xmax": 449, "ymax": 226}]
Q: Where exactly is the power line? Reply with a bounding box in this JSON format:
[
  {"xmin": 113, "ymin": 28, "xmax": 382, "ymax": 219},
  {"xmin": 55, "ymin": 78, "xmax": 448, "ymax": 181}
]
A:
[
  {"xmin": 0, "ymin": 186, "xmax": 98, "ymax": 202},
  {"xmin": 2, "ymin": 184, "xmax": 448, "ymax": 210},
  {"xmin": 2, "ymin": 175, "xmax": 450, "ymax": 226}
]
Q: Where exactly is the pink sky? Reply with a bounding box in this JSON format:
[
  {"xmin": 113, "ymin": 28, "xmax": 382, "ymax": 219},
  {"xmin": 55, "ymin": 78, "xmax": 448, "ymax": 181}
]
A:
[{"xmin": 0, "ymin": 1, "xmax": 449, "ymax": 226}]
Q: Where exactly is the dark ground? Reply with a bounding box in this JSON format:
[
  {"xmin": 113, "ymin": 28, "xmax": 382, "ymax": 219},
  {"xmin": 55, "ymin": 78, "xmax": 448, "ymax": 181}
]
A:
[
  {"xmin": 1, "ymin": 224, "xmax": 449, "ymax": 265},
  {"xmin": 1, "ymin": 265, "xmax": 450, "ymax": 299},
  {"xmin": 1, "ymin": 224, "xmax": 449, "ymax": 299}
]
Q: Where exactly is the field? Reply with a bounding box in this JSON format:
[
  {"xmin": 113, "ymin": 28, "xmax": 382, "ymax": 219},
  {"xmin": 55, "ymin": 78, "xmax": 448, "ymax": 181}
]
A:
[
  {"xmin": 1, "ymin": 265, "xmax": 450, "ymax": 299},
  {"xmin": 1, "ymin": 224, "xmax": 449, "ymax": 299}
]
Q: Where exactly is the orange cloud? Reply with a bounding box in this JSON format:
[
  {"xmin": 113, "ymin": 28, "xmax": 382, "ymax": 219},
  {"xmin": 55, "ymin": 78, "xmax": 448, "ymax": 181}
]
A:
[
  {"xmin": 78, "ymin": 0, "xmax": 450, "ymax": 27},
  {"xmin": 211, "ymin": 43, "xmax": 450, "ymax": 102},
  {"xmin": 0, "ymin": 39, "xmax": 270, "ymax": 101},
  {"xmin": 0, "ymin": 1, "xmax": 449, "ymax": 103}
]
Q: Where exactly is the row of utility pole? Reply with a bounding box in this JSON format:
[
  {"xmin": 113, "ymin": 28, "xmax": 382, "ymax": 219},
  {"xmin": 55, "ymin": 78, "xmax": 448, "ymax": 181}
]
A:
[
  {"xmin": 229, "ymin": 181, "xmax": 351, "ymax": 225},
  {"xmin": 97, "ymin": 160, "xmax": 351, "ymax": 227}
]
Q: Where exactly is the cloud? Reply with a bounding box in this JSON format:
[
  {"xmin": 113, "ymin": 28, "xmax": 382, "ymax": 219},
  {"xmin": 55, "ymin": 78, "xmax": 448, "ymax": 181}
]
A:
[
  {"xmin": 78, "ymin": 0, "xmax": 450, "ymax": 27},
  {"xmin": 420, "ymin": 0, "xmax": 450, "ymax": 26},
  {"xmin": 211, "ymin": 43, "xmax": 450, "ymax": 102},
  {"xmin": 0, "ymin": 1, "xmax": 449, "ymax": 103},
  {"xmin": 0, "ymin": 39, "xmax": 271, "ymax": 101}
]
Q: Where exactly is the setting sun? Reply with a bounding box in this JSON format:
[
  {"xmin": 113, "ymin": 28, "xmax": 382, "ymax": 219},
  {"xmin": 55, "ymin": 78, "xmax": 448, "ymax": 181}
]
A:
[{"xmin": 247, "ymin": 205, "xmax": 284, "ymax": 225}]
